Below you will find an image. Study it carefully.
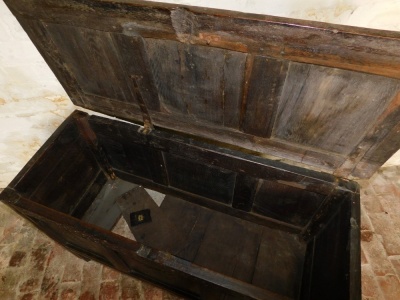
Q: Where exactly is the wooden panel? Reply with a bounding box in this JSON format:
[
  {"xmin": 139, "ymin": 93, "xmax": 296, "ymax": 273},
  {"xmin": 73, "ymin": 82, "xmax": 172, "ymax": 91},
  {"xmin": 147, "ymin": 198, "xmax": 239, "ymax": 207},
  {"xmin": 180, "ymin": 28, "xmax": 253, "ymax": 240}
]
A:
[
  {"xmin": 241, "ymin": 56, "xmax": 288, "ymax": 137},
  {"xmin": 117, "ymin": 190, "xmax": 214, "ymax": 262},
  {"xmin": 350, "ymin": 93, "xmax": 400, "ymax": 177},
  {"xmin": 164, "ymin": 153, "xmax": 236, "ymax": 205},
  {"xmin": 252, "ymin": 229, "xmax": 305, "ymax": 298},
  {"xmin": 71, "ymin": 170, "xmax": 107, "ymax": 219},
  {"xmin": 144, "ymin": 39, "xmax": 246, "ymax": 127},
  {"xmin": 253, "ymin": 180, "xmax": 325, "ymax": 227},
  {"xmin": 16, "ymin": 19, "xmax": 84, "ymax": 106},
  {"xmin": 194, "ymin": 210, "xmax": 263, "ymax": 283},
  {"xmin": 113, "ymin": 34, "xmax": 161, "ymax": 111},
  {"xmin": 273, "ymin": 63, "xmax": 400, "ymax": 154},
  {"xmin": 307, "ymin": 200, "xmax": 354, "ymax": 300},
  {"xmin": 161, "ymin": 196, "xmax": 213, "ymax": 262},
  {"xmin": 13, "ymin": 122, "xmax": 80, "ymax": 196},
  {"xmin": 6, "ymin": 0, "xmax": 400, "ymax": 177},
  {"xmin": 12, "ymin": 120, "xmax": 105, "ymax": 216},
  {"xmin": 45, "ymin": 23, "xmax": 135, "ymax": 103},
  {"xmin": 232, "ymin": 173, "xmax": 259, "ymax": 212},
  {"xmin": 7, "ymin": 0, "xmax": 400, "ymax": 80}
]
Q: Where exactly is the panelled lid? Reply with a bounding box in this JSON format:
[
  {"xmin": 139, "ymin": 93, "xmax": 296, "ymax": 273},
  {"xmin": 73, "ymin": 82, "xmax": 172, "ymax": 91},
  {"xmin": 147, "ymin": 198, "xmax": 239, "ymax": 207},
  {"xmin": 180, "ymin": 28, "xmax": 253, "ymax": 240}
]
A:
[{"xmin": 6, "ymin": 0, "xmax": 400, "ymax": 178}]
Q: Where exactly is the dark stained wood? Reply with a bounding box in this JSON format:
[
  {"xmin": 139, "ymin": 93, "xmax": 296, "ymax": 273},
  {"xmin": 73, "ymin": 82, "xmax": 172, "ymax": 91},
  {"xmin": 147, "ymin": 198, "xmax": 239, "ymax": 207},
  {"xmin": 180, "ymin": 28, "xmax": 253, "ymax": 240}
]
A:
[
  {"xmin": 301, "ymin": 189, "xmax": 348, "ymax": 240},
  {"xmin": 15, "ymin": 19, "xmax": 84, "ymax": 106},
  {"xmin": 0, "ymin": 0, "xmax": 377, "ymax": 296},
  {"xmin": 71, "ymin": 170, "xmax": 107, "ymax": 219},
  {"xmin": 232, "ymin": 173, "xmax": 259, "ymax": 212},
  {"xmin": 79, "ymin": 93, "xmax": 143, "ymax": 123},
  {"xmin": 0, "ymin": 110, "xmax": 361, "ymax": 299},
  {"xmin": 241, "ymin": 56, "xmax": 288, "ymax": 137},
  {"xmin": 252, "ymin": 179, "xmax": 326, "ymax": 227},
  {"xmin": 194, "ymin": 211, "xmax": 263, "ymax": 282},
  {"xmin": 164, "ymin": 153, "xmax": 236, "ymax": 205},
  {"xmin": 113, "ymin": 34, "xmax": 161, "ymax": 111},
  {"xmin": 89, "ymin": 114, "xmax": 348, "ymax": 195},
  {"xmin": 252, "ymin": 229, "xmax": 306, "ymax": 298},
  {"xmin": 306, "ymin": 199, "xmax": 354, "ymax": 300},
  {"xmin": 45, "ymin": 23, "xmax": 134, "ymax": 103},
  {"xmin": 158, "ymin": 195, "xmax": 213, "ymax": 262},
  {"xmin": 135, "ymin": 109, "xmax": 348, "ymax": 173}
]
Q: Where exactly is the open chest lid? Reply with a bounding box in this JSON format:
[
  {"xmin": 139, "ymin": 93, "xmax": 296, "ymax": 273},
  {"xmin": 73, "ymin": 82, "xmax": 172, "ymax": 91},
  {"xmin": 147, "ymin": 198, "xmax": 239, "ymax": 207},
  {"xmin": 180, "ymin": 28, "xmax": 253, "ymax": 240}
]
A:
[{"xmin": 6, "ymin": 0, "xmax": 400, "ymax": 179}]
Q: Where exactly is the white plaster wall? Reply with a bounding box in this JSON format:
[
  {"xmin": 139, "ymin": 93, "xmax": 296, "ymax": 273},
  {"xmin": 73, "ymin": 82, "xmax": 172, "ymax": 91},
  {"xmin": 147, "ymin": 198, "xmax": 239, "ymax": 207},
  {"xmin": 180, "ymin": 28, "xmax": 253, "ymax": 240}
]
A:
[{"xmin": 0, "ymin": 0, "xmax": 400, "ymax": 188}]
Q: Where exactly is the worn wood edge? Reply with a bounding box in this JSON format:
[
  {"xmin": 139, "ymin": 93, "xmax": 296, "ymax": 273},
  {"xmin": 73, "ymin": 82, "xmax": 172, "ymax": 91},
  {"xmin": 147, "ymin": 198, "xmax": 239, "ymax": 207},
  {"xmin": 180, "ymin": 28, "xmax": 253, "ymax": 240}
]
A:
[
  {"xmin": 88, "ymin": 113, "xmax": 359, "ymax": 192},
  {"xmin": 6, "ymin": 189, "xmax": 291, "ymax": 300},
  {"xmin": 8, "ymin": 0, "xmax": 400, "ymax": 79},
  {"xmin": 6, "ymin": 110, "xmax": 89, "ymax": 189},
  {"xmin": 335, "ymin": 92, "xmax": 400, "ymax": 178},
  {"xmin": 147, "ymin": 250, "xmax": 292, "ymax": 300},
  {"xmin": 149, "ymin": 112, "xmax": 346, "ymax": 172},
  {"xmin": 15, "ymin": 17, "xmax": 85, "ymax": 106},
  {"xmin": 349, "ymin": 189, "xmax": 361, "ymax": 300}
]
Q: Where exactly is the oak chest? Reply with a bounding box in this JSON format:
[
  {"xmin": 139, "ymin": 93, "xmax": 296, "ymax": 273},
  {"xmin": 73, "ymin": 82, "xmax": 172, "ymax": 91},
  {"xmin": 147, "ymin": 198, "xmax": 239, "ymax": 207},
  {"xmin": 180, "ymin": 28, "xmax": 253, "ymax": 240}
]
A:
[{"xmin": 3, "ymin": 0, "xmax": 400, "ymax": 299}]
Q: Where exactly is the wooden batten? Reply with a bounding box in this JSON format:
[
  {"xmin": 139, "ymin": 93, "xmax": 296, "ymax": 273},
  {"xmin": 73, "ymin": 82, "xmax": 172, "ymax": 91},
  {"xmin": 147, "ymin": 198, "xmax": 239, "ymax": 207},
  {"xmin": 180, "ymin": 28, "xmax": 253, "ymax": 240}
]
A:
[{"xmin": 5, "ymin": 0, "xmax": 400, "ymax": 179}]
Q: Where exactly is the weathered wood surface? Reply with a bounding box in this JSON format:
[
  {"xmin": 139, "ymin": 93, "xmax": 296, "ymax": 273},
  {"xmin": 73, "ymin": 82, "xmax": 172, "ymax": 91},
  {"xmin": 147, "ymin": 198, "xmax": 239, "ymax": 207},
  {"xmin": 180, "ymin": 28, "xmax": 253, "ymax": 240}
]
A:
[
  {"xmin": 7, "ymin": 0, "xmax": 400, "ymax": 79},
  {"xmin": 6, "ymin": 0, "xmax": 400, "ymax": 178}
]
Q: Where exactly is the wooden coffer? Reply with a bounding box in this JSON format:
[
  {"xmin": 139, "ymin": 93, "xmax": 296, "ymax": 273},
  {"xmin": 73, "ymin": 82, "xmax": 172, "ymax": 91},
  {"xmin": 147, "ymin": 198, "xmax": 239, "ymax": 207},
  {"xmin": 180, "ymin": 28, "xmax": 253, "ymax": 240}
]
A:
[{"xmin": 3, "ymin": 0, "xmax": 400, "ymax": 299}]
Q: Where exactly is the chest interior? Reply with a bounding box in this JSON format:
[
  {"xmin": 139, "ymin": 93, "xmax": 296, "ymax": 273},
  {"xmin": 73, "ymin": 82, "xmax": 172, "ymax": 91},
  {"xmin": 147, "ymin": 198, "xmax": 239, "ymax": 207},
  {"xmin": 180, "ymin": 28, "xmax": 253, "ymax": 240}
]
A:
[{"xmin": 4, "ymin": 111, "xmax": 359, "ymax": 299}]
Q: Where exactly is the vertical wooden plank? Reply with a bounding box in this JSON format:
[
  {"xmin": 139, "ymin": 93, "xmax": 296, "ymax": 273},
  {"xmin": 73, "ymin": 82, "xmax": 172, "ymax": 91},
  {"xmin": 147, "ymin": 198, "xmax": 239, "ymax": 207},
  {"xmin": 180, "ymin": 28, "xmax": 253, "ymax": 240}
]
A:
[
  {"xmin": 144, "ymin": 39, "xmax": 246, "ymax": 127},
  {"xmin": 144, "ymin": 149, "xmax": 168, "ymax": 186},
  {"xmin": 71, "ymin": 170, "xmax": 108, "ymax": 219},
  {"xmin": 241, "ymin": 56, "xmax": 288, "ymax": 137},
  {"xmin": 239, "ymin": 54, "xmax": 254, "ymax": 131},
  {"xmin": 113, "ymin": 34, "xmax": 161, "ymax": 111},
  {"xmin": 222, "ymin": 51, "xmax": 247, "ymax": 128},
  {"xmin": 45, "ymin": 24, "xmax": 134, "ymax": 103},
  {"xmin": 232, "ymin": 173, "xmax": 259, "ymax": 212}
]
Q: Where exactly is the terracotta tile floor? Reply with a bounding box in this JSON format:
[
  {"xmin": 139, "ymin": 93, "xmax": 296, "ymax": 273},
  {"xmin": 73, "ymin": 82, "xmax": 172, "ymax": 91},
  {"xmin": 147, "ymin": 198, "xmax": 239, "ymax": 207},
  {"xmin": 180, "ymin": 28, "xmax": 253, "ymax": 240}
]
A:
[{"xmin": 0, "ymin": 165, "xmax": 399, "ymax": 299}]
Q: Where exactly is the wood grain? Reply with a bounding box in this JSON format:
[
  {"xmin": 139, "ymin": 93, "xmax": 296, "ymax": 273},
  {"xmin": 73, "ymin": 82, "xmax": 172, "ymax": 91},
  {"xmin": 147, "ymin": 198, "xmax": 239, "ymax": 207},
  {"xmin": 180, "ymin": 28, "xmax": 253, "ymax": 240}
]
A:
[
  {"xmin": 45, "ymin": 23, "xmax": 135, "ymax": 104},
  {"xmin": 6, "ymin": 0, "xmax": 400, "ymax": 177},
  {"xmin": 7, "ymin": 0, "xmax": 400, "ymax": 79},
  {"xmin": 241, "ymin": 56, "xmax": 288, "ymax": 137},
  {"xmin": 273, "ymin": 62, "xmax": 400, "ymax": 154},
  {"xmin": 252, "ymin": 229, "xmax": 305, "ymax": 298},
  {"xmin": 145, "ymin": 38, "xmax": 246, "ymax": 127}
]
